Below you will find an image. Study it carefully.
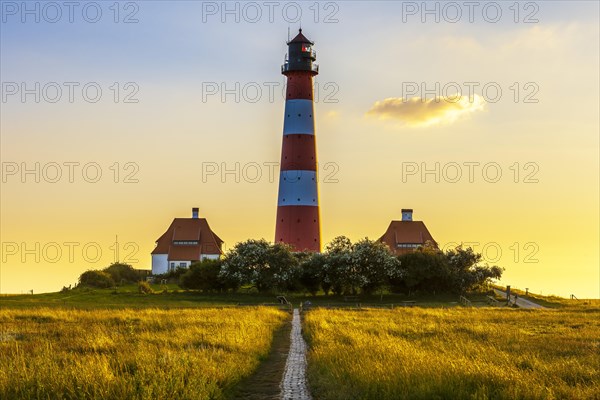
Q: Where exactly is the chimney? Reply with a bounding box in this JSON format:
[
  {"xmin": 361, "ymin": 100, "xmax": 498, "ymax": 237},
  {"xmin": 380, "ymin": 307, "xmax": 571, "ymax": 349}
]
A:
[
  {"xmin": 401, "ymin": 209, "xmax": 413, "ymax": 221},
  {"xmin": 192, "ymin": 208, "xmax": 199, "ymax": 219}
]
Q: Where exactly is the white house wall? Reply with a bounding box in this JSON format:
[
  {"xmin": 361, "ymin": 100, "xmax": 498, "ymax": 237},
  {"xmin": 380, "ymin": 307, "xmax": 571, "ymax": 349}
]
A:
[
  {"xmin": 151, "ymin": 254, "xmax": 168, "ymax": 275},
  {"xmin": 152, "ymin": 254, "xmax": 221, "ymax": 275}
]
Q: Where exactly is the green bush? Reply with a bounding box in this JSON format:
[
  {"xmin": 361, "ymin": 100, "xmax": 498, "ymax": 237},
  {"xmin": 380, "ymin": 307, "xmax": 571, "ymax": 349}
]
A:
[
  {"xmin": 78, "ymin": 270, "xmax": 115, "ymax": 288},
  {"xmin": 153, "ymin": 266, "xmax": 189, "ymax": 282},
  {"xmin": 103, "ymin": 263, "xmax": 141, "ymax": 284},
  {"xmin": 179, "ymin": 259, "xmax": 225, "ymax": 291}
]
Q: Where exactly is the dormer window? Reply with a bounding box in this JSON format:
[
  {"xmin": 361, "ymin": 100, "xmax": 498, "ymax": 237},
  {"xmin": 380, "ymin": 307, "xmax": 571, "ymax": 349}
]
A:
[
  {"xmin": 173, "ymin": 240, "xmax": 198, "ymax": 245},
  {"xmin": 396, "ymin": 243, "xmax": 419, "ymax": 249}
]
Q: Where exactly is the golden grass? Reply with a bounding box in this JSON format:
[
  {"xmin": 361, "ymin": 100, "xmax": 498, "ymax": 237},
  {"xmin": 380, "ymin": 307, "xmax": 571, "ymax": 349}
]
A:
[
  {"xmin": 304, "ymin": 307, "xmax": 600, "ymax": 400},
  {"xmin": 0, "ymin": 307, "xmax": 288, "ymax": 399}
]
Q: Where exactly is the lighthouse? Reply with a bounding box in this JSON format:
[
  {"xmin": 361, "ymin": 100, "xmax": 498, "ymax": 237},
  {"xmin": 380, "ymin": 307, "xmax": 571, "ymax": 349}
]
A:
[{"xmin": 275, "ymin": 29, "xmax": 321, "ymax": 252}]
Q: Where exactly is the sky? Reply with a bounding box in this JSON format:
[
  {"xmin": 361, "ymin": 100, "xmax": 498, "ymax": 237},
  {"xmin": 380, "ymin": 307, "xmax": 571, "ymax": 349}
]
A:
[{"xmin": 1, "ymin": 1, "xmax": 598, "ymax": 298}]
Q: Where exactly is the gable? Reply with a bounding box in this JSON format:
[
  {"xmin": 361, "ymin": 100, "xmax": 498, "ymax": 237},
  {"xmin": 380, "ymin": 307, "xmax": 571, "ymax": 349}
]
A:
[{"xmin": 151, "ymin": 218, "xmax": 223, "ymax": 256}]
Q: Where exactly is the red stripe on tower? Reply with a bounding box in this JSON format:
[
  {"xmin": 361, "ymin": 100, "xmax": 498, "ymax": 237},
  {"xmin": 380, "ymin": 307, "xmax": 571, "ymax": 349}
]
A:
[{"xmin": 275, "ymin": 29, "xmax": 321, "ymax": 252}]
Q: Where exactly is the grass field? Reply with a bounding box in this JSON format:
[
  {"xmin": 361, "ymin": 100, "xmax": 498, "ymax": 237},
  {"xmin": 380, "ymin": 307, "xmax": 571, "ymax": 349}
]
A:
[
  {"xmin": 2, "ymin": 286, "xmax": 597, "ymax": 399},
  {"xmin": 303, "ymin": 306, "xmax": 600, "ymax": 400},
  {"xmin": 0, "ymin": 307, "xmax": 288, "ymax": 400}
]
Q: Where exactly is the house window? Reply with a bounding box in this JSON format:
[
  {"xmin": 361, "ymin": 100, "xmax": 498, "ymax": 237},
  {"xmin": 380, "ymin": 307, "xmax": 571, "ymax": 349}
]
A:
[
  {"xmin": 396, "ymin": 243, "xmax": 420, "ymax": 249},
  {"xmin": 170, "ymin": 262, "xmax": 175, "ymax": 270},
  {"xmin": 173, "ymin": 241, "xmax": 198, "ymax": 245},
  {"xmin": 179, "ymin": 262, "xmax": 186, "ymax": 268}
]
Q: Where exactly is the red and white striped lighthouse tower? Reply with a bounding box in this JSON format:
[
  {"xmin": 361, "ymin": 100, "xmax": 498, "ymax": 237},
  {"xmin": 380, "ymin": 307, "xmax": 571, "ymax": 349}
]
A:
[{"xmin": 275, "ymin": 29, "xmax": 321, "ymax": 252}]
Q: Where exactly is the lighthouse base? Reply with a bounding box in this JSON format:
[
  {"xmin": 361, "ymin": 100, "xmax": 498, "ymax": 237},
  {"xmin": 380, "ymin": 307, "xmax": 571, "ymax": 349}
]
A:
[{"xmin": 275, "ymin": 206, "xmax": 320, "ymax": 252}]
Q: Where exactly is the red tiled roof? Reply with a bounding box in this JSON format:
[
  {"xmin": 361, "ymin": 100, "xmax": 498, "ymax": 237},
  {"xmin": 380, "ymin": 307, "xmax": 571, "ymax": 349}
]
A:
[
  {"xmin": 151, "ymin": 218, "xmax": 223, "ymax": 259},
  {"xmin": 166, "ymin": 245, "xmax": 202, "ymax": 261},
  {"xmin": 378, "ymin": 221, "xmax": 437, "ymax": 255},
  {"xmin": 172, "ymin": 222, "xmax": 201, "ymax": 241}
]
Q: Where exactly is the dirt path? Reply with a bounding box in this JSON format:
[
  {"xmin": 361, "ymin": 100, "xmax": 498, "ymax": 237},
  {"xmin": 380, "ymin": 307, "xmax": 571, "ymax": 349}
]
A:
[
  {"xmin": 280, "ymin": 309, "xmax": 313, "ymax": 400},
  {"xmin": 494, "ymin": 289, "xmax": 546, "ymax": 309}
]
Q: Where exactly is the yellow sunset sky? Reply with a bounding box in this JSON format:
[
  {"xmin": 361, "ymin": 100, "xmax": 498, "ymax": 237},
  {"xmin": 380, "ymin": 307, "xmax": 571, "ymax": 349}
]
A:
[{"xmin": 1, "ymin": 1, "xmax": 598, "ymax": 297}]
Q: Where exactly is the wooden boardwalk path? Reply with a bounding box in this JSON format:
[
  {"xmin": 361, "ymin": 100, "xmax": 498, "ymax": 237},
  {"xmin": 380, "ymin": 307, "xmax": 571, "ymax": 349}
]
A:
[
  {"xmin": 280, "ymin": 309, "xmax": 312, "ymax": 400},
  {"xmin": 493, "ymin": 289, "xmax": 546, "ymax": 309}
]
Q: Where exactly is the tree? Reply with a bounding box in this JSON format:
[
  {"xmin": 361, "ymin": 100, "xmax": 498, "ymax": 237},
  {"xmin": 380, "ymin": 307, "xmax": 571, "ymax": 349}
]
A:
[
  {"xmin": 391, "ymin": 245, "xmax": 504, "ymax": 294},
  {"xmin": 326, "ymin": 236, "xmax": 353, "ymax": 253},
  {"xmin": 220, "ymin": 239, "xmax": 269, "ymax": 291},
  {"xmin": 391, "ymin": 246, "xmax": 503, "ymax": 293},
  {"xmin": 79, "ymin": 270, "xmax": 114, "ymax": 288},
  {"xmin": 297, "ymin": 252, "xmax": 326, "ymax": 296},
  {"xmin": 322, "ymin": 236, "xmax": 353, "ymax": 295},
  {"xmin": 351, "ymin": 238, "xmax": 401, "ymax": 295},
  {"xmin": 319, "ymin": 236, "xmax": 401, "ymax": 295},
  {"xmin": 179, "ymin": 259, "xmax": 227, "ymax": 292},
  {"xmin": 445, "ymin": 246, "xmax": 503, "ymax": 293},
  {"xmin": 267, "ymin": 242, "xmax": 299, "ymax": 292},
  {"xmin": 393, "ymin": 246, "xmax": 450, "ymax": 294},
  {"xmin": 220, "ymin": 239, "xmax": 297, "ymax": 293}
]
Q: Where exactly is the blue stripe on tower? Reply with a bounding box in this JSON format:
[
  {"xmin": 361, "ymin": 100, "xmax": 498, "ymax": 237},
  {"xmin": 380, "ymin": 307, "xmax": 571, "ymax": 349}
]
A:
[
  {"xmin": 283, "ymin": 99, "xmax": 315, "ymax": 135},
  {"xmin": 277, "ymin": 170, "xmax": 319, "ymax": 207}
]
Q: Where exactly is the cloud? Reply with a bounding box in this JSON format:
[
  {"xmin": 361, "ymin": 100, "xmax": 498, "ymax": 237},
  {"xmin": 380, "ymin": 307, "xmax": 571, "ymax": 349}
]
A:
[
  {"xmin": 367, "ymin": 94, "xmax": 486, "ymax": 127},
  {"xmin": 325, "ymin": 110, "xmax": 340, "ymax": 119}
]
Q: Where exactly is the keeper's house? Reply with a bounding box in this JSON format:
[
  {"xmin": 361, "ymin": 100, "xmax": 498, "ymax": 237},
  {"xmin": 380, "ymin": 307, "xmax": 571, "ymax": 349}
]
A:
[
  {"xmin": 151, "ymin": 208, "xmax": 223, "ymax": 275},
  {"xmin": 378, "ymin": 209, "xmax": 438, "ymax": 256}
]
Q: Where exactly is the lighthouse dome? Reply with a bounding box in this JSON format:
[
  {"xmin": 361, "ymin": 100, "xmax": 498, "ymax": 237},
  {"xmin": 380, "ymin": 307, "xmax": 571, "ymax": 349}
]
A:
[{"xmin": 282, "ymin": 29, "xmax": 318, "ymax": 75}]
